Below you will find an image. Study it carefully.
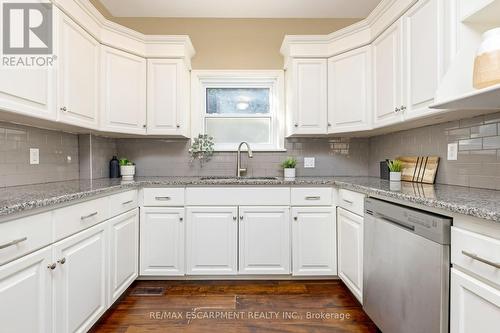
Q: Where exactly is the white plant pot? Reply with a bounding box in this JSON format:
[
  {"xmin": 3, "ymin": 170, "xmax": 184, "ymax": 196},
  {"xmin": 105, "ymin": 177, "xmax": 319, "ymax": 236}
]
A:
[
  {"xmin": 390, "ymin": 172, "xmax": 401, "ymax": 182},
  {"xmin": 284, "ymin": 168, "xmax": 296, "ymax": 181},
  {"xmin": 120, "ymin": 165, "xmax": 135, "ymax": 181}
]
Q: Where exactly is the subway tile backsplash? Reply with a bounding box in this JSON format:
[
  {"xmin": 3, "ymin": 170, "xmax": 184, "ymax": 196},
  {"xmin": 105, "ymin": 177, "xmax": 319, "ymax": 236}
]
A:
[
  {"xmin": 0, "ymin": 122, "xmax": 79, "ymax": 187},
  {"xmin": 369, "ymin": 111, "xmax": 500, "ymax": 190}
]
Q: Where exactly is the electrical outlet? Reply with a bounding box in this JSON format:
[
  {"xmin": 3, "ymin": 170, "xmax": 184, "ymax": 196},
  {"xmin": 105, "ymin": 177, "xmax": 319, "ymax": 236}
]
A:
[
  {"xmin": 304, "ymin": 157, "xmax": 315, "ymax": 168},
  {"xmin": 30, "ymin": 148, "xmax": 39, "ymax": 165},
  {"xmin": 447, "ymin": 143, "xmax": 458, "ymax": 161}
]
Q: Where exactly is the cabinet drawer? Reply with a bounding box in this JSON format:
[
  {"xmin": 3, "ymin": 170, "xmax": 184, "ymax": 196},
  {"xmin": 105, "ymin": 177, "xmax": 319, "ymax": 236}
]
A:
[
  {"xmin": 0, "ymin": 212, "xmax": 53, "ymax": 266},
  {"xmin": 451, "ymin": 227, "xmax": 500, "ymax": 286},
  {"xmin": 291, "ymin": 188, "xmax": 332, "ymax": 206},
  {"xmin": 143, "ymin": 188, "xmax": 185, "ymax": 206},
  {"xmin": 186, "ymin": 187, "xmax": 290, "ymax": 206},
  {"xmin": 53, "ymin": 197, "xmax": 109, "ymax": 241},
  {"xmin": 109, "ymin": 190, "xmax": 138, "ymax": 217},
  {"xmin": 338, "ymin": 189, "xmax": 365, "ymax": 216}
]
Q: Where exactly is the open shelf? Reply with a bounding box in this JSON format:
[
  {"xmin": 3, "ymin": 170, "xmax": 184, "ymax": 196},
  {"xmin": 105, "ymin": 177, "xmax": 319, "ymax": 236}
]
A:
[{"xmin": 430, "ymin": 83, "xmax": 500, "ymax": 110}]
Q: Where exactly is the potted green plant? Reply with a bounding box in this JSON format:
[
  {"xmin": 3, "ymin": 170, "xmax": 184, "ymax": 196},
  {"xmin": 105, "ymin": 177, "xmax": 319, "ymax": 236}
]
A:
[
  {"xmin": 188, "ymin": 134, "xmax": 215, "ymax": 165},
  {"xmin": 387, "ymin": 159, "xmax": 403, "ymax": 182},
  {"xmin": 281, "ymin": 157, "xmax": 297, "ymax": 181},
  {"xmin": 119, "ymin": 158, "xmax": 135, "ymax": 181}
]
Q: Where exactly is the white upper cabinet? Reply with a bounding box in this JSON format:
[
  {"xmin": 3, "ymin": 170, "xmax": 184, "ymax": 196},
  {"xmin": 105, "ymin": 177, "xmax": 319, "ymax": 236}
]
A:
[
  {"xmin": 140, "ymin": 207, "xmax": 185, "ymax": 276},
  {"xmin": 56, "ymin": 11, "xmax": 100, "ymax": 129},
  {"xmin": 238, "ymin": 206, "xmax": 290, "ymax": 275},
  {"xmin": 101, "ymin": 46, "xmax": 147, "ymax": 134},
  {"xmin": 328, "ymin": 46, "xmax": 372, "ymax": 133},
  {"xmin": 292, "ymin": 207, "xmax": 337, "ymax": 276},
  {"xmin": 288, "ymin": 59, "xmax": 328, "ymax": 135},
  {"xmin": 373, "ymin": 20, "xmax": 404, "ymax": 128},
  {"xmin": 147, "ymin": 59, "xmax": 190, "ymax": 136},
  {"xmin": 186, "ymin": 207, "xmax": 238, "ymax": 275},
  {"xmin": 402, "ymin": 0, "xmax": 443, "ymax": 120}
]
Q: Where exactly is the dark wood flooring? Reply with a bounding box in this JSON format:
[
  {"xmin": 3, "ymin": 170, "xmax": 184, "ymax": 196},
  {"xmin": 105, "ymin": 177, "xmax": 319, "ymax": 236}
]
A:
[{"xmin": 91, "ymin": 280, "xmax": 379, "ymax": 333}]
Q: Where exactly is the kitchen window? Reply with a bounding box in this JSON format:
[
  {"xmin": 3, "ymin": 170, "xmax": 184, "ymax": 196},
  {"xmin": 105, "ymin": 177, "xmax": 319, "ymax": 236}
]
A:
[{"xmin": 191, "ymin": 71, "xmax": 285, "ymax": 151}]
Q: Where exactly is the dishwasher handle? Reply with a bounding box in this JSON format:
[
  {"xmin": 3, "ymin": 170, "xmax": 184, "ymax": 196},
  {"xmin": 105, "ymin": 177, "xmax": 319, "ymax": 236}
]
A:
[{"xmin": 377, "ymin": 213, "xmax": 416, "ymax": 232}]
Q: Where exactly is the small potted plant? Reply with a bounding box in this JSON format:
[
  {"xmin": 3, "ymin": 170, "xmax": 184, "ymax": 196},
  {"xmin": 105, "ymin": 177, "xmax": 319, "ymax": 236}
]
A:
[
  {"xmin": 119, "ymin": 158, "xmax": 135, "ymax": 181},
  {"xmin": 188, "ymin": 134, "xmax": 215, "ymax": 166},
  {"xmin": 387, "ymin": 159, "xmax": 403, "ymax": 182},
  {"xmin": 281, "ymin": 157, "xmax": 297, "ymax": 181}
]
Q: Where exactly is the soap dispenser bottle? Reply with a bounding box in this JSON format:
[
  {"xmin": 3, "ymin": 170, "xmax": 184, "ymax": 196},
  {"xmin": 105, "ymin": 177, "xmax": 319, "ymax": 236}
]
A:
[{"xmin": 110, "ymin": 156, "xmax": 120, "ymax": 178}]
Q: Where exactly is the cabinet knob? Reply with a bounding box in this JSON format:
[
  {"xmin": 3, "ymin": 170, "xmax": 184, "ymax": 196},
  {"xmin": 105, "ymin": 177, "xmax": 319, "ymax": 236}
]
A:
[
  {"xmin": 60, "ymin": 106, "xmax": 67, "ymax": 112},
  {"xmin": 176, "ymin": 124, "xmax": 181, "ymax": 128},
  {"xmin": 294, "ymin": 124, "xmax": 299, "ymax": 127},
  {"xmin": 57, "ymin": 257, "xmax": 66, "ymax": 265},
  {"xmin": 294, "ymin": 217, "xmax": 298, "ymax": 221},
  {"xmin": 179, "ymin": 217, "xmax": 183, "ymax": 222},
  {"xmin": 240, "ymin": 216, "xmax": 244, "ymax": 220},
  {"xmin": 395, "ymin": 107, "xmax": 400, "ymax": 113},
  {"xmin": 143, "ymin": 124, "xmax": 147, "ymax": 128},
  {"xmin": 400, "ymin": 105, "xmax": 407, "ymax": 111},
  {"xmin": 328, "ymin": 123, "xmax": 332, "ymax": 127},
  {"xmin": 47, "ymin": 263, "xmax": 57, "ymax": 270},
  {"xmin": 233, "ymin": 216, "xmax": 237, "ymax": 221}
]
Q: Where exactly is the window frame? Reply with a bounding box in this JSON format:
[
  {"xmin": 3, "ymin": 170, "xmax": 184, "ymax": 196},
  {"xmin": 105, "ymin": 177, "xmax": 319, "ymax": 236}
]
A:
[{"xmin": 191, "ymin": 70, "xmax": 285, "ymax": 151}]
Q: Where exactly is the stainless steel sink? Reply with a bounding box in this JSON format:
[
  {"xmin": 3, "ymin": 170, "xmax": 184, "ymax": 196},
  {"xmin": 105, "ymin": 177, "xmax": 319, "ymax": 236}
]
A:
[{"xmin": 200, "ymin": 176, "xmax": 279, "ymax": 181}]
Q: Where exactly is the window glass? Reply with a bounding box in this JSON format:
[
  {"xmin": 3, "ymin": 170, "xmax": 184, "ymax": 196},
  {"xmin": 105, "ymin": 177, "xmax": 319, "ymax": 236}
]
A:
[
  {"xmin": 206, "ymin": 88, "xmax": 270, "ymax": 114},
  {"xmin": 206, "ymin": 118, "xmax": 271, "ymax": 144}
]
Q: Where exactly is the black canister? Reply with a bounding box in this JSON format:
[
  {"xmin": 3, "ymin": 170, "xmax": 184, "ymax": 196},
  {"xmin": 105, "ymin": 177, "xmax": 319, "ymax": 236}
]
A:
[
  {"xmin": 110, "ymin": 156, "xmax": 120, "ymax": 178},
  {"xmin": 380, "ymin": 160, "xmax": 390, "ymax": 180}
]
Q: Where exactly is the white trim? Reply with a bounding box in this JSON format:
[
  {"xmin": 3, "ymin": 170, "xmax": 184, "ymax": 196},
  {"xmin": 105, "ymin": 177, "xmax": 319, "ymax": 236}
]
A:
[{"xmin": 191, "ymin": 70, "xmax": 285, "ymax": 151}]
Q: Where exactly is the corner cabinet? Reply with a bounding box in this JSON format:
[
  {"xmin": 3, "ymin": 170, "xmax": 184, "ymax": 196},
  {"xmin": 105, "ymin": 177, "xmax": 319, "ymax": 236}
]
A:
[
  {"xmin": 337, "ymin": 207, "xmax": 364, "ymax": 302},
  {"xmin": 56, "ymin": 11, "xmax": 100, "ymax": 129},
  {"xmin": 239, "ymin": 206, "xmax": 290, "ymax": 275},
  {"xmin": 147, "ymin": 59, "xmax": 190, "ymax": 136},
  {"xmin": 100, "ymin": 46, "xmax": 147, "ymax": 134},
  {"xmin": 328, "ymin": 46, "xmax": 372, "ymax": 133},
  {"xmin": 287, "ymin": 59, "xmax": 328, "ymax": 135},
  {"xmin": 140, "ymin": 207, "xmax": 185, "ymax": 276},
  {"xmin": 186, "ymin": 207, "xmax": 238, "ymax": 275}
]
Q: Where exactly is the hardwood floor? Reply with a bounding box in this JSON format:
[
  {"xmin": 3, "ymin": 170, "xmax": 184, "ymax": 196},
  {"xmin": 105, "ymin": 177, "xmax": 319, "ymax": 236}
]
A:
[{"xmin": 91, "ymin": 280, "xmax": 379, "ymax": 333}]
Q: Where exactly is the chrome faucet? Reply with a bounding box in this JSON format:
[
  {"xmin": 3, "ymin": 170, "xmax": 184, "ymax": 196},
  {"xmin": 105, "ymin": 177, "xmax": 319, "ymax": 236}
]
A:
[{"xmin": 236, "ymin": 142, "xmax": 253, "ymax": 178}]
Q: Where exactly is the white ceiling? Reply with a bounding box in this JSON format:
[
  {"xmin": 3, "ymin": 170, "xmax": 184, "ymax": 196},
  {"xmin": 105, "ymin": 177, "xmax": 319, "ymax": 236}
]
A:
[{"xmin": 98, "ymin": 0, "xmax": 382, "ymax": 18}]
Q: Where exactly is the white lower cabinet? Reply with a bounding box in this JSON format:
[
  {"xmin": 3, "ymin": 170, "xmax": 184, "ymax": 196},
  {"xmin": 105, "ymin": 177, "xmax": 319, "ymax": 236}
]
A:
[
  {"xmin": 451, "ymin": 268, "xmax": 500, "ymax": 333},
  {"xmin": 53, "ymin": 222, "xmax": 108, "ymax": 333},
  {"xmin": 108, "ymin": 209, "xmax": 139, "ymax": 303},
  {"xmin": 140, "ymin": 207, "xmax": 185, "ymax": 276},
  {"xmin": 292, "ymin": 207, "xmax": 337, "ymax": 276},
  {"xmin": 239, "ymin": 206, "xmax": 290, "ymax": 275},
  {"xmin": 337, "ymin": 207, "xmax": 363, "ymax": 302},
  {"xmin": 0, "ymin": 247, "xmax": 53, "ymax": 333},
  {"xmin": 186, "ymin": 207, "xmax": 238, "ymax": 275}
]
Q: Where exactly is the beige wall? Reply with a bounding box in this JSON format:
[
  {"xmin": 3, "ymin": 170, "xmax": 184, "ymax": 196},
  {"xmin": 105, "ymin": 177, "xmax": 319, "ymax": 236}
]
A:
[{"xmin": 90, "ymin": 0, "xmax": 359, "ymax": 69}]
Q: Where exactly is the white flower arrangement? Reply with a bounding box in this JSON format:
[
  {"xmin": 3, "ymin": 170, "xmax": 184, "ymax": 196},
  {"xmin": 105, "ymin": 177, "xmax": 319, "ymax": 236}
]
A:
[{"xmin": 188, "ymin": 134, "xmax": 215, "ymax": 165}]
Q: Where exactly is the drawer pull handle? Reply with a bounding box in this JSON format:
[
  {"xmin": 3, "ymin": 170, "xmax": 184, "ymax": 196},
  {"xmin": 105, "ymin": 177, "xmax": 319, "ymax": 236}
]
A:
[
  {"xmin": 305, "ymin": 196, "xmax": 321, "ymax": 200},
  {"xmin": 155, "ymin": 196, "xmax": 171, "ymax": 201},
  {"xmin": 122, "ymin": 200, "xmax": 134, "ymax": 205},
  {"xmin": 462, "ymin": 251, "xmax": 500, "ymax": 269},
  {"xmin": 342, "ymin": 199, "xmax": 354, "ymax": 204},
  {"xmin": 81, "ymin": 212, "xmax": 98, "ymax": 220},
  {"xmin": 0, "ymin": 237, "xmax": 28, "ymax": 250}
]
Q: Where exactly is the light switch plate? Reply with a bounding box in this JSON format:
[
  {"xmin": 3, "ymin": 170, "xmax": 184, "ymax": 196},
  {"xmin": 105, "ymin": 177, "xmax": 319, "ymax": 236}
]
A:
[
  {"xmin": 304, "ymin": 157, "xmax": 315, "ymax": 168},
  {"xmin": 447, "ymin": 143, "xmax": 458, "ymax": 161},
  {"xmin": 30, "ymin": 148, "xmax": 39, "ymax": 165}
]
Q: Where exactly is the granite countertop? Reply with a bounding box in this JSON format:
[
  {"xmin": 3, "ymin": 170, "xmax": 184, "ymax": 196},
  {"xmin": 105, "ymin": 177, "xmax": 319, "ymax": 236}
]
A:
[{"xmin": 1, "ymin": 176, "xmax": 500, "ymax": 224}]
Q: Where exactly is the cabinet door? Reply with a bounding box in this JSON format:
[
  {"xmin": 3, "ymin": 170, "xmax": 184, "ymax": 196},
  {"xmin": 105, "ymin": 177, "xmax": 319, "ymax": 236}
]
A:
[
  {"xmin": 57, "ymin": 12, "xmax": 100, "ymax": 129},
  {"xmin": 289, "ymin": 59, "xmax": 328, "ymax": 135},
  {"xmin": 292, "ymin": 207, "xmax": 337, "ymax": 276},
  {"xmin": 337, "ymin": 207, "xmax": 363, "ymax": 302},
  {"xmin": 373, "ymin": 20, "xmax": 404, "ymax": 128},
  {"xmin": 451, "ymin": 268, "xmax": 500, "ymax": 333},
  {"xmin": 186, "ymin": 207, "xmax": 238, "ymax": 275},
  {"xmin": 53, "ymin": 223, "xmax": 107, "ymax": 333},
  {"xmin": 328, "ymin": 46, "xmax": 372, "ymax": 133},
  {"xmin": 147, "ymin": 59, "xmax": 189, "ymax": 136},
  {"xmin": 108, "ymin": 209, "xmax": 138, "ymax": 304},
  {"xmin": 0, "ymin": 67, "xmax": 55, "ymax": 120},
  {"xmin": 101, "ymin": 46, "xmax": 146, "ymax": 134},
  {"xmin": 0, "ymin": 247, "xmax": 53, "ymax": 333},
  {"xmin": 140, "ymin": 207, "xmax": 185, "ymax": 276},
  {"xmin": 402, "ymin": 0, "xmax": 443, "ymax": 120},
  {"xmin": 239, "ymin": 206, "xmax": 290, "ymax": 275}
]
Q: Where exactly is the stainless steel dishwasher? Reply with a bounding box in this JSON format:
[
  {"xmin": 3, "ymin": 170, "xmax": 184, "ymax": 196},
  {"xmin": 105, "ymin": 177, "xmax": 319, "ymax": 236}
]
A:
[{"xmin": 363, "ymin": 197, "xmax": 451, "ymax": 333}]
